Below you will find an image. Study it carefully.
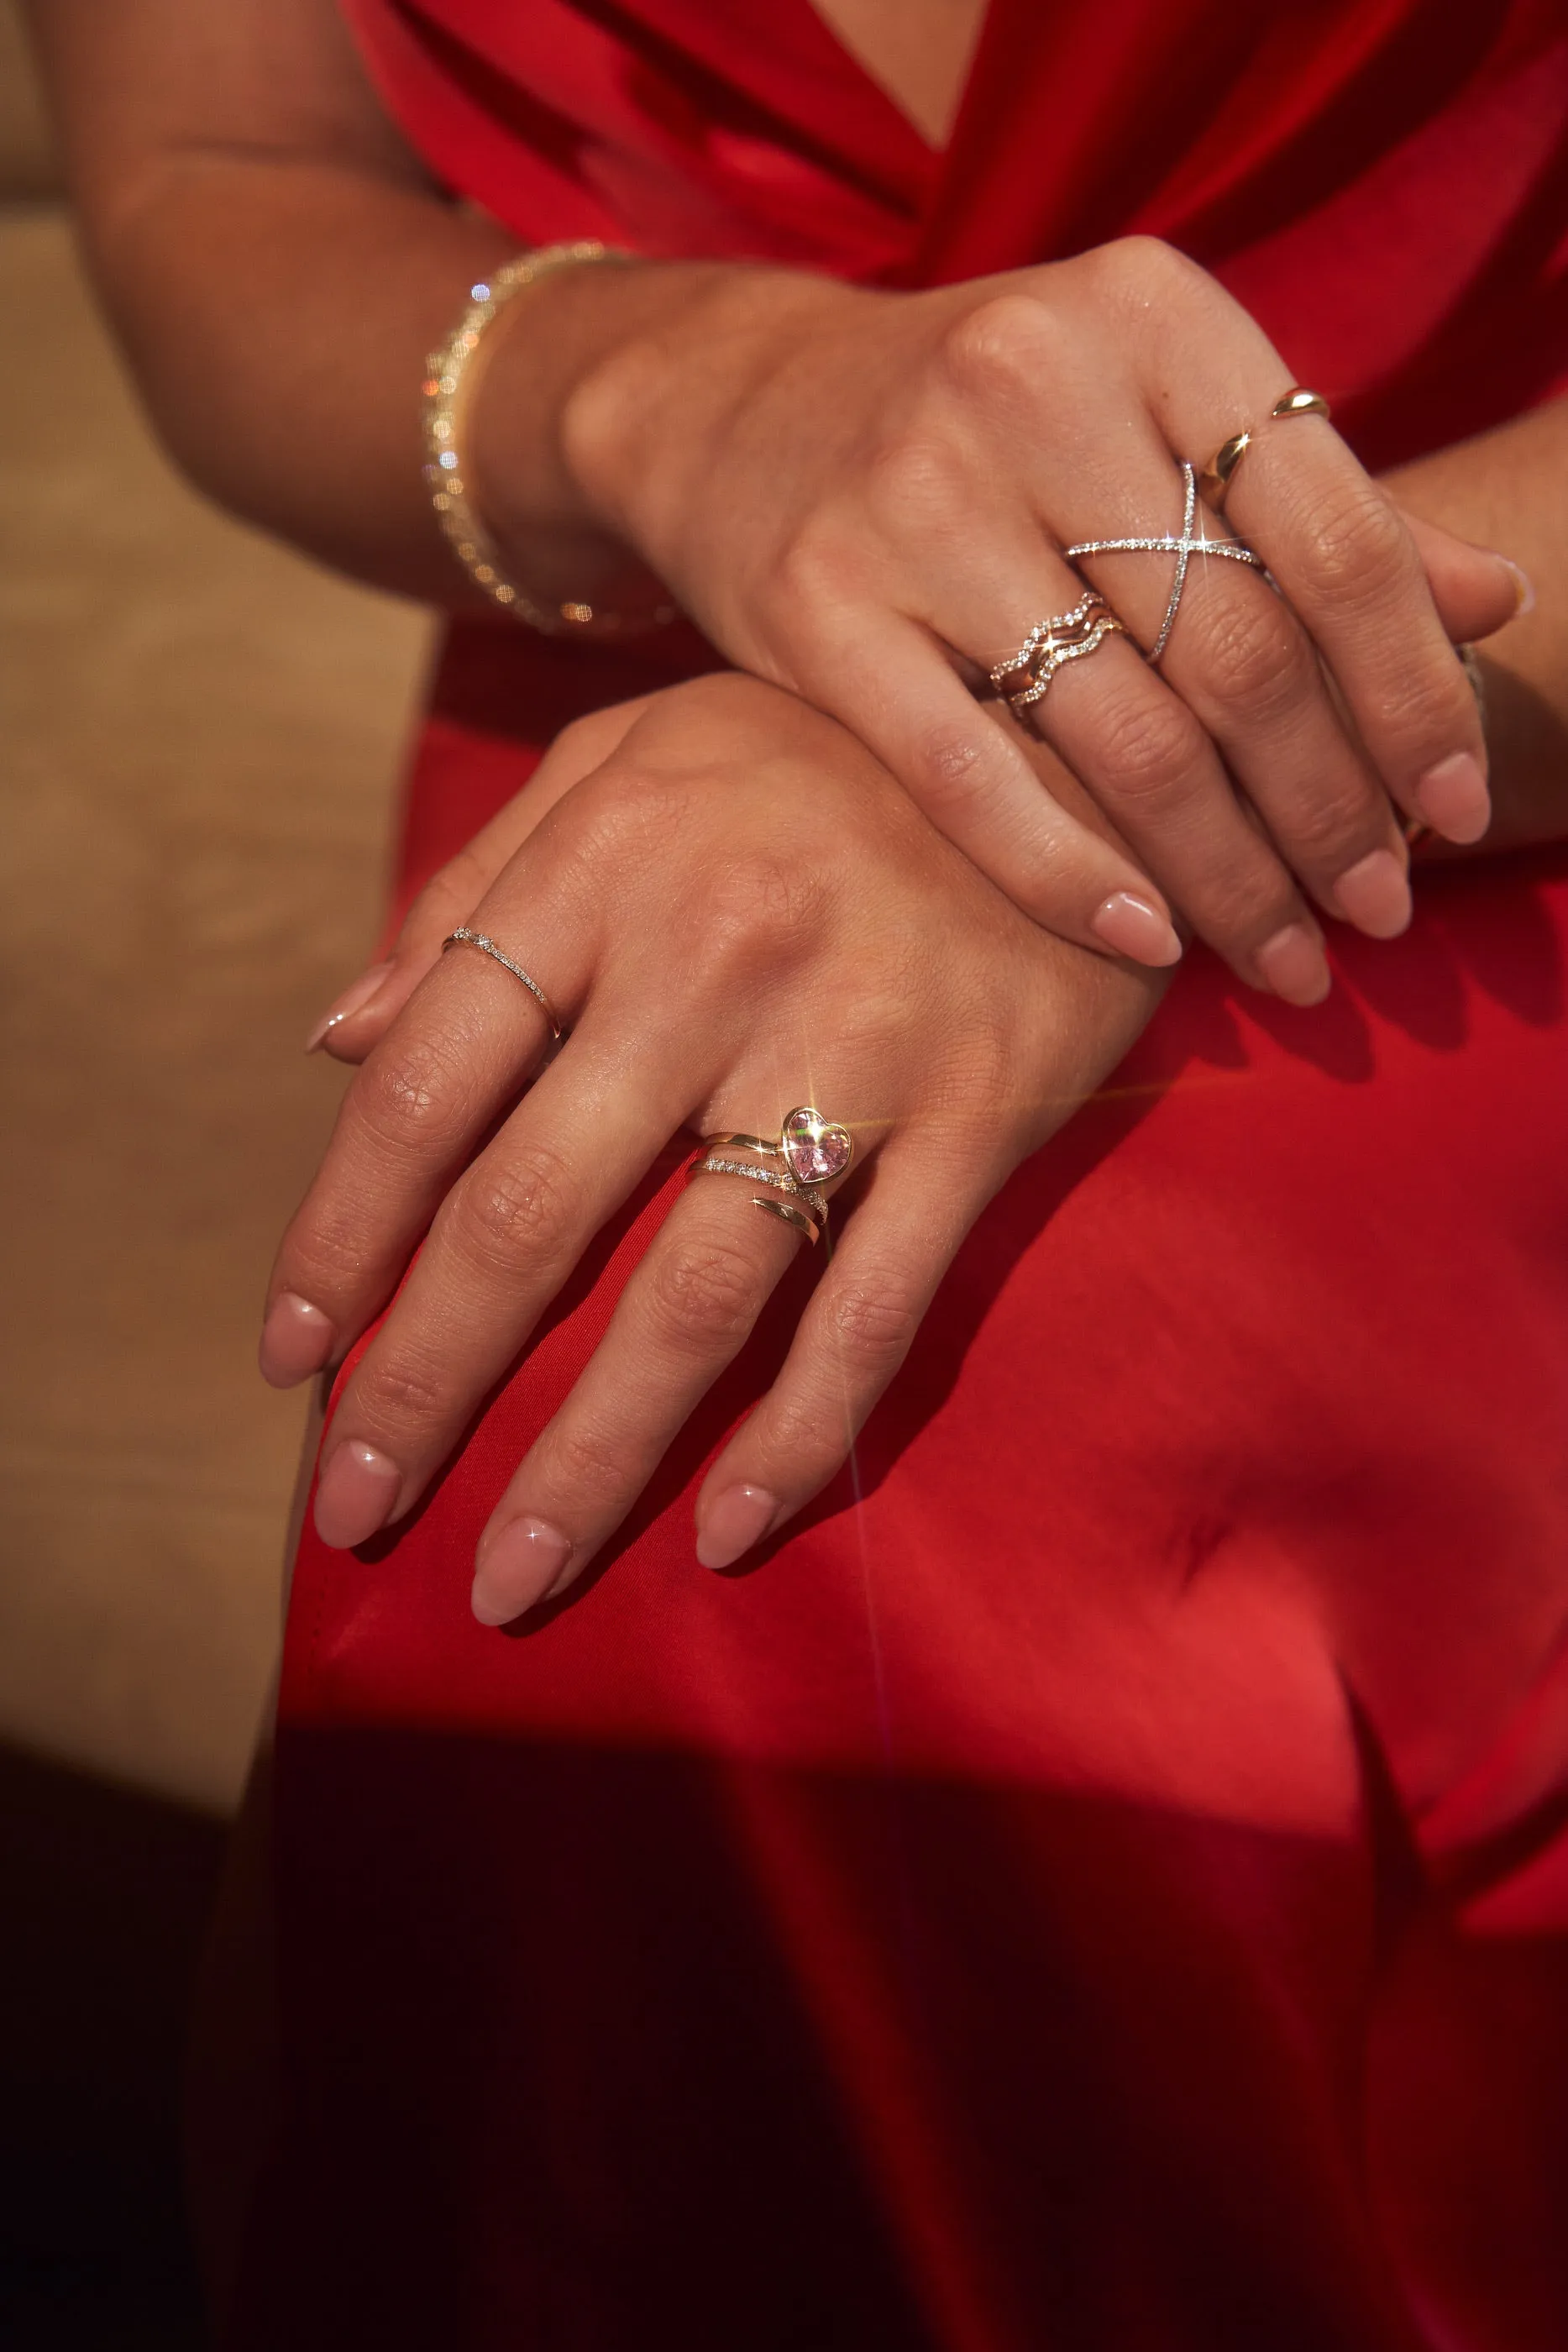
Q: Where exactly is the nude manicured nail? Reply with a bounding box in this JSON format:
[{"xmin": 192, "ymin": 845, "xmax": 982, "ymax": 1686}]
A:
[
  {"xmin": 1255, "ymin": 923, "xmax": 1332, "ymax": 1007},
  {"xmin": 696, "ymin": 1485, "xmax": 780, "ymax": 1572},
  {"xmin": 313, "ymin": 1439, "xmax": 401, "ymax": 1550},
  {"xmin": 1499, "ymin": 557, "xmax": 1534, "ymax": 617},
  {"xmin": 305, "ymin": 960, "xmax": 394, "ymax": 1053},
  {"xmin": 258, "ymin": 1291, "xmax": 335, "ymax": 1389},
  {"xmin": 1332, "ymin": 847, "xmax": 1412, "ymax": 938},
  {"xmin": 1089, "ymin": 892, "xmax": 1183, "ymax": 968},
  {"xmin": 471, "ymin": 1515, "xmax": 573, "ymax": 1625},
  {"xmin": 1411, "ymin": 752, "xmax": 1491, "ymax": 846}
]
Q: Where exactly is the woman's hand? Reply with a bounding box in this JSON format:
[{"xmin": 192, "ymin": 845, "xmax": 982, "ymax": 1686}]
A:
[
  {"xmin": 261, "ymin": 674, "xmax": 1167, "ymax": 1622},
  {"xmin": 475, "ymin": 239, "xmax": 1524, "ymax": 1005}
]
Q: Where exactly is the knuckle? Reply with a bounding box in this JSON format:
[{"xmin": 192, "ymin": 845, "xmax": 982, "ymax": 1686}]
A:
[
  {"xmin": 356, "ymin": 1031, "xmax": 472, "ymax": 1155},
  {"xmin": 351, "ymin": 1348, "xmax": 448, "ymax": 1432},
  {"xmin": 1192, "ymin": 860, "xmax": 1300, "ymax": 950},
  {"xmin": 1298, "ymin": 483, "xmax": 1414, "ymax": 607},
  {"xmin": 1093, "ymin": 690, "xmax": 1208, "ymax": 811},
  {"xmin": 570, "ymin": 759, "xmax": 669, "ymax": 855},
  {"xmin": 1088, "ymin": 234, "xmax": 1205, "ymax": 320},
  {"xmin": 905, "ymin": 716, "xmax": 989, "ymax": 817},
  {"xmin": 822, "ymin": 1275, "xmax": 919, "ymax": 1374},
  {"xmin": 547, "ymin": 1416, "xmax": 630, "ymax": 1500},
  {"xmin": 646, "ymin": 1234, "xmax": 763, "ymax": 1352},
  {"xmin": 1278, "ymin": 774, "xmax": 1382, "ymax": 868},
  {"xmin": 938, "ymin": 291, "xmax": 1053, "ymax": 401},
  {"xmin": 1188, "ymin": 594, "xmax": 1312, "ymax": 724},
  {"xmin": 450, "ymin": 1139, "xmax": 574, "ymax": 1269},
  {"xmin": 773, "ymin": 523, "xmax": 847, "ymax": 614},
  {"xmin": 690, "ymin": 847, "xmax": 830, "ymax": 982},
  {"xmin": 1100, "ymin": 233, "xmax": 1183, "ymax": 288},
  {"xmin": 863, "ymin": 428, "xmax": 968, "ymax": 533},
  {"xmin": 283, "ymin": 1206, "xmax": 377, "ymax": 1300}
]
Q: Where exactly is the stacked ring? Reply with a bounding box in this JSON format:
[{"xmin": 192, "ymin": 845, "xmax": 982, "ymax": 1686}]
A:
[
  {"xmin": 1198, "ymin": 386, "xmax": 1331, "ymax": 514},
  {"xmin": 690, "ymin": 1105, "xmax": 855, "ymax": 1244},
  {"xmin": 989, "ymin": 591, "xmax": 1127, "ymax": 715}
]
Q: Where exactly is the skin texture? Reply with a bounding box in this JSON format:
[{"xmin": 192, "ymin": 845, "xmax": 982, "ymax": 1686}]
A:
[{"xmin": 24, "ymin": 0, "xmax": 1530, "ymax": 991}]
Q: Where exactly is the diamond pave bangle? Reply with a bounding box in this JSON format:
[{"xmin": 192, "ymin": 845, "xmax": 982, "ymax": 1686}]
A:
[{"xmin": 422, "ymin": 242, "xmax": 678, "ymax": 638}]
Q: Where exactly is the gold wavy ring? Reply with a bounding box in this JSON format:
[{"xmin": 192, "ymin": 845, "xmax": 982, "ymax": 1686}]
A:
[{"xmin": 989, "ymin": 592, "xmax": 1127, "ymax": 716}]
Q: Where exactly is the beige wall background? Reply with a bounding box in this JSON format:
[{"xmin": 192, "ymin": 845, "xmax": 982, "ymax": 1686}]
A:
[{"xmin": 0, "ymin": 11, "xmax": 433, "ymax": 1817}]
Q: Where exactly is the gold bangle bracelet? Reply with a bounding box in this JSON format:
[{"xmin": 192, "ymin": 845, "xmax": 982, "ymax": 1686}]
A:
[{"xmin": 422, "ymin": 243, "xmax": 679, "ymax": 638}]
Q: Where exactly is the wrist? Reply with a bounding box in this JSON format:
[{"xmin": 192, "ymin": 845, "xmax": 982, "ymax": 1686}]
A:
[
  {"xmin": 465, "ymin": 257, "xmax": 726, "ymax": 552},
  {"xmin": 559, "ymin": 262, "xmax": 869, "ymax": 545}
]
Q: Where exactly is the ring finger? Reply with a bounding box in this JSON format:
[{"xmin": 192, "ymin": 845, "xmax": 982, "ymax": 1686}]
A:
[
  {"xmin": 467, "ymin": 1153, "xmax": 822, "ymax": 1621},
  {"xmin": 922, "ymin": 525, "xmax": 1337, "ymax": 1004}
]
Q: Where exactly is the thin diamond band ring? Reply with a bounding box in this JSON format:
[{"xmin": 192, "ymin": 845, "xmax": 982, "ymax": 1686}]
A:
[
  {"xmin": 1063, "ymin": 461, "xmax": 1265, "ymax": 664},
  {"xmin": 443, "ymin": 927, "xmax": 564, "ymax": 1041}
]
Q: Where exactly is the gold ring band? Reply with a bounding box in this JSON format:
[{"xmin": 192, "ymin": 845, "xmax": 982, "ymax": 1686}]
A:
[
  {"xmin": 753, "ymin": 1198, "xmax": 823, "ymax": 1242},
  {"xmin": 1198, "ymin": 386, "xmax": 1331, "ymax": 514},
  {"xmin": 443, "ymin": 927, "xmax": 564, "ymax": 1041},
  {"xmin": 705, "ymin": 1132, "xmax": 784, "ymax": 1158}
]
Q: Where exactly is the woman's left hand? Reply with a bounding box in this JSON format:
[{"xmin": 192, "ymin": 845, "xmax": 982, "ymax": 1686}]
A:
[{"xmin": 262, "ymin": 674, "xmax": 1167, "ymax": 1621}]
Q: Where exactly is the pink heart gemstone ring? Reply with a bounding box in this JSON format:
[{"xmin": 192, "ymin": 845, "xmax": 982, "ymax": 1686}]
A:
[{"xmin": 693, "ymin": 1105, "xmax": 855, "ymax": 1242}]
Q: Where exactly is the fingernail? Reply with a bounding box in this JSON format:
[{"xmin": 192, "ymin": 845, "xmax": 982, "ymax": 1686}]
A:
[
  {"xmin": 471, "ymin": 1515, "xmax": 573, "ymax": 1625},
  {"xmin": 696, "ymin": 1484, "xmax": 780, "ymax": 1572},
  {"xmin": 258, "ymin": 1291, "xmax": 335, "ymax": 1389},
  {"xmin": 305, "ymin": 961, "xmax": 394, "ymax": 1053},
  {"xmin": 1255, "ymin": 922, "xmax": 1332, "ymax": 1006},
  {"xmin": 1332, "ymin": 847, "xmax": 1412, "ymax": 938},
  {"xmin": 1499, "ymin": 557, "xmax": 1534, "ymax": 617},
  {"xmin": 1412, "ymin": 751, "xmax": 1491, "ymax": 846},
  {"xmin": 1089, "ymin": 891, "xmax": 1183, "ymax": 968},
  {"xmin": 313, "ymin": 1439, "xmax": 401, "ymax": 1550}
]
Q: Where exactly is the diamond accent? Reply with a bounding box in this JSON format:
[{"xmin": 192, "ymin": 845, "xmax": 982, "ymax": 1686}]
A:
[{"xmin": 1063, "ymin": 461, "xmax": 1265, "ymax": 664}]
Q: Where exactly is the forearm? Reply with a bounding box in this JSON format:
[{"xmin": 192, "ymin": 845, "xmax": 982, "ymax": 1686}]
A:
[
  {"xmin": 1384, "ymin": 398, "xmax": 1568, "ymax": 853},
  {"xmin": 22, "ymin": 0, "xmax": 706, "ymax": 603}
]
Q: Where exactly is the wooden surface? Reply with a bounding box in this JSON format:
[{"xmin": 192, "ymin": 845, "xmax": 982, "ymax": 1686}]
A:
[{"xmin": 0, "ymin": 202, "xmax": 432, "ymax": 1814}]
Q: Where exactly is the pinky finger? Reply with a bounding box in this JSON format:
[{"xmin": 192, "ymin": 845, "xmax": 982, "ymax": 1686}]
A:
[{"xmin": 694, "ymin": 1144, "xmax": 987, "ymax": 1568}]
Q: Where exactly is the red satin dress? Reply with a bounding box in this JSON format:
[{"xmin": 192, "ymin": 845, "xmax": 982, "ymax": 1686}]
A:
[{"xmin": 249, "ymin": 6, "xmax": 1568, "ymax": 2346}]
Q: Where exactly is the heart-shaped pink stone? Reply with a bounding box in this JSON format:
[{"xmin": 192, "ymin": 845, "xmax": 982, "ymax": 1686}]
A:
[{"xmin": 781, "ymin": 1105, "xmax": 852, "ymax": 1185}]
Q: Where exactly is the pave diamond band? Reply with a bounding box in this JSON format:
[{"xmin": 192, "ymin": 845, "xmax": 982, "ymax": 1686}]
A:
[
  {"xmin": 443, "ymin": 927, "xmax": 564, "ymax": 1041},
  {"xmin": 1064, "ymin": 460, "xmax": 1264, "ymax": 664}
]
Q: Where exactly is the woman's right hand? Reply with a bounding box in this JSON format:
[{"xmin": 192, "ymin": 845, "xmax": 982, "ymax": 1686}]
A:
[
  {"xmin": 263, "ymin": 672, "xmax": 1167, "ymax": 1622},
  {"xmin": 480, "ymin": 238, "xmax": 1524, "ymax": 1005}
]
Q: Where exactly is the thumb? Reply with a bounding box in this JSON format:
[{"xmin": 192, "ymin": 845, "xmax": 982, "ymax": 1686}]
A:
[{"xmin": 1401, "ymin": 510, "xmax": 1531, "ymax": 647}]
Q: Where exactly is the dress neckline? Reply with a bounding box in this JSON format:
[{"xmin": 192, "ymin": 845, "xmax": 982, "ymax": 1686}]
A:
[{"xmin": 800, "ymin": 0, "xmax": 993, "ymax": 160}]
